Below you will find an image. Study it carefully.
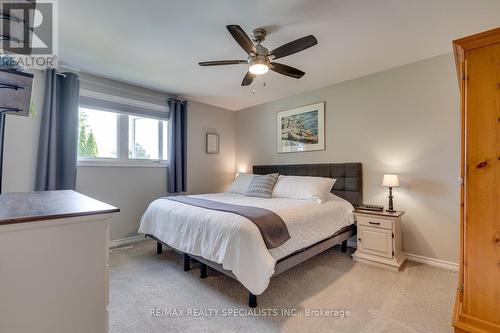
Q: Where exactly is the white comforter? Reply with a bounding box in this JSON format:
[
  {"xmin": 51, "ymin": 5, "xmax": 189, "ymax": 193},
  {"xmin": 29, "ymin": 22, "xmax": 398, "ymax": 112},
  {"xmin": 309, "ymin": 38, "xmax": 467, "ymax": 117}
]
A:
[{"xmin": 138, "ymin": 192, "xmax": 354, "ymax": 295}]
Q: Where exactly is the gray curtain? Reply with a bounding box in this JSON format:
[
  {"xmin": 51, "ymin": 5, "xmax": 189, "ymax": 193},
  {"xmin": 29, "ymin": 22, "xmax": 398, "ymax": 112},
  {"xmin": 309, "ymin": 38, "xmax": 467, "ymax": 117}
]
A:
[
  {"xmin": 0, "ymin": 114, "xmax": 5, "ymax": 193},
  {"xmin": 35, "ymin": 69, "xmax": 80, "ymax": 191},
  {"xmin": 167, "ymin": 98, "xmax": 187, "ymax": 194}
]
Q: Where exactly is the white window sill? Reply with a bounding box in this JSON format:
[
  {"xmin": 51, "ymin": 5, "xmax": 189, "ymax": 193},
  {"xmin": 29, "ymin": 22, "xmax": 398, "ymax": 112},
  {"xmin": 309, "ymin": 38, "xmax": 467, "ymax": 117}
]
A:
[{"xmin": 77, "ymin": 159, "xmax": 168, "ymax": 168}]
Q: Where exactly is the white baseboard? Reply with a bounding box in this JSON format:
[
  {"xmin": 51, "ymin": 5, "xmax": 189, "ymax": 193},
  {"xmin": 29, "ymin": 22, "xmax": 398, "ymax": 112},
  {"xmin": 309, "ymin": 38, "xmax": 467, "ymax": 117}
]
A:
[
  {"xmin": 404, "ymin": 252, "xmax": 459, "ymax": 271},
  {"xmin": 108, "ymin": 236, "xmax": 459, "ymax": 271},
  {"xmin": 109, "ymin": 235, "xmax": 147, "ymax": 248}
]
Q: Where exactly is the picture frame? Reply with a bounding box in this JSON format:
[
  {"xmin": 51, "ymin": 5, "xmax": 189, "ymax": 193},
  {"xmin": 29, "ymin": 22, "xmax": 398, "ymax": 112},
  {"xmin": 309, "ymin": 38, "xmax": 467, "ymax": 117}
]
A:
[
  {"xmin": 206, "ymin": 133, "xmax": 219, "ymax": 154},
  {"xmin": 277, "ymin": 102, "xmax": 325, "ymax": 153}
]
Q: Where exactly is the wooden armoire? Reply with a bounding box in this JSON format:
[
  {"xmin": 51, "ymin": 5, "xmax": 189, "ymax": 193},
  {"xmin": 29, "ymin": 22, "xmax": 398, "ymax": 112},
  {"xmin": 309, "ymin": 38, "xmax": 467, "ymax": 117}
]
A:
[{"xmin": 452, "ymin": 28, "xmax": 500, "ymax": 333}]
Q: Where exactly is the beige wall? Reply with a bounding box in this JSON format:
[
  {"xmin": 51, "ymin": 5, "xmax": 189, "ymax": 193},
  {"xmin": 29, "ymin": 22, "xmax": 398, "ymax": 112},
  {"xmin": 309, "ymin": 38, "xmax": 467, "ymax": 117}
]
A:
[
  {"xmin": 2, "ymin": 71, "xmax": 235, "ymax": 241},
  {"xmin": 75, "ymin": 167, "xmax": 167, "ymax": 240},
  {"xmin": 187, "ymin": 100, "xmax": 236, "ymax": 194},
  {"xmin": 235, "ymin": 53, "xmax": 460, "ymax": 263}
]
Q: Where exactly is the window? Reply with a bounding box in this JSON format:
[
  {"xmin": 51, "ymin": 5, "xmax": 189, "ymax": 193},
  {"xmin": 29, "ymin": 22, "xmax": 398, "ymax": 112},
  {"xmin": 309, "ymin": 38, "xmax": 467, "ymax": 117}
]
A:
[
  {"xmin": 79, "ymin": 108, "xmax": 118, "ymax": 158},
  {"xmin": 128, "ymin": 116, "xmax": 168, "ymax": 160},
  {"xmin": 78, "ymin": 107, "xmax": 168, "ymax": 167}
]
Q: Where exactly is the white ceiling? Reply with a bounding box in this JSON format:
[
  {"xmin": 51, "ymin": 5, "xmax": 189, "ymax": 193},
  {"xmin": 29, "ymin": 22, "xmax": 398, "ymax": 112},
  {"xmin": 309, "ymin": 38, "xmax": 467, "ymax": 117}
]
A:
[{"xmin": 60, "ymin": 0, "xmax": 500, "ymax": 111}]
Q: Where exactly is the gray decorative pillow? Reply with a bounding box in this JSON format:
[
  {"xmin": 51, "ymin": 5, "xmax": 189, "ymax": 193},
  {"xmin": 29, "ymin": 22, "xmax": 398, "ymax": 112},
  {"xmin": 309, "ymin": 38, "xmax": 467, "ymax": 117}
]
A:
[{"xmin": 245, "ymin": 173, "xmax": 279, "ymax": 198}]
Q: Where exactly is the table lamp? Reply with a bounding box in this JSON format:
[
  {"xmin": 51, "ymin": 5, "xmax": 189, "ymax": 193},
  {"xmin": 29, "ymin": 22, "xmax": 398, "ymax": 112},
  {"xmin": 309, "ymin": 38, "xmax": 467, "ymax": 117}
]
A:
[{"xmin": 382, "ymin": 174, "xmax": 399, "ymax": 212}]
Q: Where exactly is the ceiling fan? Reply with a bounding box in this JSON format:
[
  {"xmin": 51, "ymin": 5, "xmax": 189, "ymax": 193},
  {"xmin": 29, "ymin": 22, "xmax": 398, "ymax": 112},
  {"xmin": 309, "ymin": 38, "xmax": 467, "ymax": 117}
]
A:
[{"xmin": 199, "ymin": 25, "xmax": 318, "ymax": 86}]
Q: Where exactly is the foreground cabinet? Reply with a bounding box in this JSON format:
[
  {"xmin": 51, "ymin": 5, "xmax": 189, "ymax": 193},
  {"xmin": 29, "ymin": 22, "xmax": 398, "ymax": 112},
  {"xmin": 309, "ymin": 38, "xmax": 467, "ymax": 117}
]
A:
[
  {"xmin": 0, "ymin": 190, "xmax": 119, "ymax": 333},
  {"xmin": 452, "ymin": 28, "xmax": 500, "ymax": 333}
]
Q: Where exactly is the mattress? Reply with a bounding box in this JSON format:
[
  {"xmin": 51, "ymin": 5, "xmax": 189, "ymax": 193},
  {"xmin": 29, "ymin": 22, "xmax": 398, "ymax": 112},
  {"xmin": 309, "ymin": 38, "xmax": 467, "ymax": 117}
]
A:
[{"xmin": 138, "ymin": 192, "xmax": 354, "ymax": 295}]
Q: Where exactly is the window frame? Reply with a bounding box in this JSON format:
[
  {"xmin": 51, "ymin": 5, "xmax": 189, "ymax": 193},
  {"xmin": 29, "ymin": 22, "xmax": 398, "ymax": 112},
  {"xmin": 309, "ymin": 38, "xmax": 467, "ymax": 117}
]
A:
[{"xmin": 77, "ymin": 93, "xmax": 169, "ymax": 168}]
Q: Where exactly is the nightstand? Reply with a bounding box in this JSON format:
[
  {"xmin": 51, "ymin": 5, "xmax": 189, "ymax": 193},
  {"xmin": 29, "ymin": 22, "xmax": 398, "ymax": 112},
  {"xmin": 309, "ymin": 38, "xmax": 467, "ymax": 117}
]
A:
[{"xmin": 352, "ymin": 210, "xmax": 406, "ymax": 271}]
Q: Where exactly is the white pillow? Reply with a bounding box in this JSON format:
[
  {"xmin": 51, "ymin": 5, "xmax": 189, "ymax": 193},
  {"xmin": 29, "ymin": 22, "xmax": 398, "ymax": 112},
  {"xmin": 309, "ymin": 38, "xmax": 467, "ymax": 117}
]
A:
[
  {"xmin": 272, "ymin": 175, "xmax": 336, "ymax": 203},
  {"xmin": 227, "ymin": 173, "xmax": 254, "ymax": 194}
]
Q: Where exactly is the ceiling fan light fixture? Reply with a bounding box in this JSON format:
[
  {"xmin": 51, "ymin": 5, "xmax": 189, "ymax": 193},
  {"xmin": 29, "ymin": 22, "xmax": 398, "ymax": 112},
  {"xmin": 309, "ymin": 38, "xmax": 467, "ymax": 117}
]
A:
[
  {"xmin": 249, "ymin": 63, "xmax": 269, "ymax": 75},
  {"xmin": 248, "ymin": 58, "xmax": 269, "ymax": 75},
  {"xmin": 199, "ymin": 25, "xmax": 317, "ymax": 86}
]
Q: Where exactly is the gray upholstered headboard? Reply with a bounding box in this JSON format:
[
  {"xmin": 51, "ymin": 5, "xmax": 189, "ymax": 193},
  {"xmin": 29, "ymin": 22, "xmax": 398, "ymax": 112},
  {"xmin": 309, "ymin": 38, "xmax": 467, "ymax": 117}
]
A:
[{"xmin": 253, "ymin": 163, "xmax": 363, "ymax": 206}]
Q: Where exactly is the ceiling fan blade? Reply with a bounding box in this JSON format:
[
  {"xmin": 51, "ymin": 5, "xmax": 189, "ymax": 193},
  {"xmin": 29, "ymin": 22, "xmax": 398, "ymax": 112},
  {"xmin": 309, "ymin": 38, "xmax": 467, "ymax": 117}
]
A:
[
  {"xmin": 269, "ymin": 35, "xmax": 318, "ymax": 60},
  {"xmin": 199, "ymin": 60, "xmax": 247, "ymax": 66},
  {"xmin": 226, "ymin": 25, "xmax": 256, "ymax": 55},
  {"xmin": 269, "ymin": 62, "xmax": 305, "ymax": 78},
  {"xmin": 241, "ymin": 71, "xmax": 255, "ymax": 86}
]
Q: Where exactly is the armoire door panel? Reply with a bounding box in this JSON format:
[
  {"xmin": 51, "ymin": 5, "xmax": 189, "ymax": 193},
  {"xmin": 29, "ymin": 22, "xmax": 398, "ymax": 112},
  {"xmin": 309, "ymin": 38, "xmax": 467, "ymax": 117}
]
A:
[{"xmin": 464, "ymin": 42, "xmax": 500, "ymax": 324}]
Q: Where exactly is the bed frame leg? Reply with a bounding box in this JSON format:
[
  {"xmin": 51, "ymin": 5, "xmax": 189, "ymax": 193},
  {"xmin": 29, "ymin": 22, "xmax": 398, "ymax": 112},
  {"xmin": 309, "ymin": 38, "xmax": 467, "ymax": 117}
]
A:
[
  {"xmin": 248, "ymin": 292, "xmax": 257, "ymax": 308},
  {"xmin": 156, "ymin": 242, "xmax": 163, "ymax": 254},
  {"xmin": 341, "ymin": 240, "xmax": 347, "ymax": 253},
  {"xmin": 200, "ymin": 263, "xmax": 207, "ymax": 279},
  {"xmin": 183, "ymin": 253, "xmax": 191, "ymax": 271}
]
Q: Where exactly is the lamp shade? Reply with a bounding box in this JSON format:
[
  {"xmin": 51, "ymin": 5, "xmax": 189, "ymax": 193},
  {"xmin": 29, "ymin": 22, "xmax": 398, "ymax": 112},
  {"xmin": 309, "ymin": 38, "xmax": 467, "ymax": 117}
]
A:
[{"xmin": 382, "ymin": 174, "xmax": 400, "ymax": 187}]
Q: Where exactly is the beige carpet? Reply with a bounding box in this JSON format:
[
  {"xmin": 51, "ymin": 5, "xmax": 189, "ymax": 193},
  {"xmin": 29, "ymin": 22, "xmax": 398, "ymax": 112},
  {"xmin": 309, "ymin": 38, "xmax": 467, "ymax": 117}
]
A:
[{"xmin": 109, "ymin": 240, "xmax": 456, "ymax": 333}]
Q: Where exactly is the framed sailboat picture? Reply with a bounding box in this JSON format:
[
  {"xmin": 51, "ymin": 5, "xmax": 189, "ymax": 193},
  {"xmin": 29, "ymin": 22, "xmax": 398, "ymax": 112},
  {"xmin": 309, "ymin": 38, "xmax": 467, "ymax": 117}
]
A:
[{"xmin": 277, "ymin": 102, "xmax": 325, "ymax": 153}]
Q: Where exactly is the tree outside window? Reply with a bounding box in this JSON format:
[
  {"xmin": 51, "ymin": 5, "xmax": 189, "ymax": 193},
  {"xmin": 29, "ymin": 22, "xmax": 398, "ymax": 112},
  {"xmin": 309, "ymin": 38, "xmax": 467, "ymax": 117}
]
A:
[{"xmin": 78, "ymin": 110, "xmax": 98, "ymax": 157}]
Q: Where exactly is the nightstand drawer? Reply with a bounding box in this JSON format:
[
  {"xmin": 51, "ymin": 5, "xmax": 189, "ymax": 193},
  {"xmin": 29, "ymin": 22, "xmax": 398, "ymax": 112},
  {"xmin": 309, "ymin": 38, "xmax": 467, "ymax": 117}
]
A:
[
  {"xmin": 357, "ymin": 215, "xmax": 393, "ymax": 230},
  {"xmin": 357, "ymin": 226, "xmax": 393, "ymax": 258}
]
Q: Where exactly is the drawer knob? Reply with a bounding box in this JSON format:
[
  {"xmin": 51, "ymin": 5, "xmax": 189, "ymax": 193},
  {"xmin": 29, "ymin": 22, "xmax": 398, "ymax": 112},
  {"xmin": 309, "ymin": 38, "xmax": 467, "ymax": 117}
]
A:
[
  {"xmin": 358, "ymin": 238, "xmax": 362, "ymax": 242},
  {"xmin": 369, "ymin": 221, "xmax": 381, "ymax": 225}
]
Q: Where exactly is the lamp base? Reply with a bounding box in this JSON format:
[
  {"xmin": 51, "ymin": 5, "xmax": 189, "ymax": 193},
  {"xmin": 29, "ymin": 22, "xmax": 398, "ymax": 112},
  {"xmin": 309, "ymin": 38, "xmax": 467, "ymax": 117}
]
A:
[{"xmin": 387, "ymin": 187, "xmax": 395, "ymax": 213}]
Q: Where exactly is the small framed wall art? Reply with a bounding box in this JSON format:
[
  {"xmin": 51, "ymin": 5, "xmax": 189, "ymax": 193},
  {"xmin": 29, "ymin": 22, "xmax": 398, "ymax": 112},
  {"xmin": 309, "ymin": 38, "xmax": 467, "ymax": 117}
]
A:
[{"xmin": 206, "ymin": 133, "xmax": 219, "ymax": 154}]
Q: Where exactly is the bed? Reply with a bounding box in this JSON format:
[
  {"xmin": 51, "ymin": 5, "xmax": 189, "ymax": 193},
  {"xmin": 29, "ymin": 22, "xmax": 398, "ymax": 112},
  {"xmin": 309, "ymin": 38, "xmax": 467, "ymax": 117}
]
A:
[{"xmin": 139, "ymin": 163, "xmax": 362, "ymax": 307}]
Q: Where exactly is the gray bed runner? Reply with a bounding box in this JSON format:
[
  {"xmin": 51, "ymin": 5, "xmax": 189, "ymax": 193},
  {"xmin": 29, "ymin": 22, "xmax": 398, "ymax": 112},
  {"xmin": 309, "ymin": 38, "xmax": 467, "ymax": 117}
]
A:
[{"xmin": 164, "ymin": 196, "xmax": 290, "ymax": 249}]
